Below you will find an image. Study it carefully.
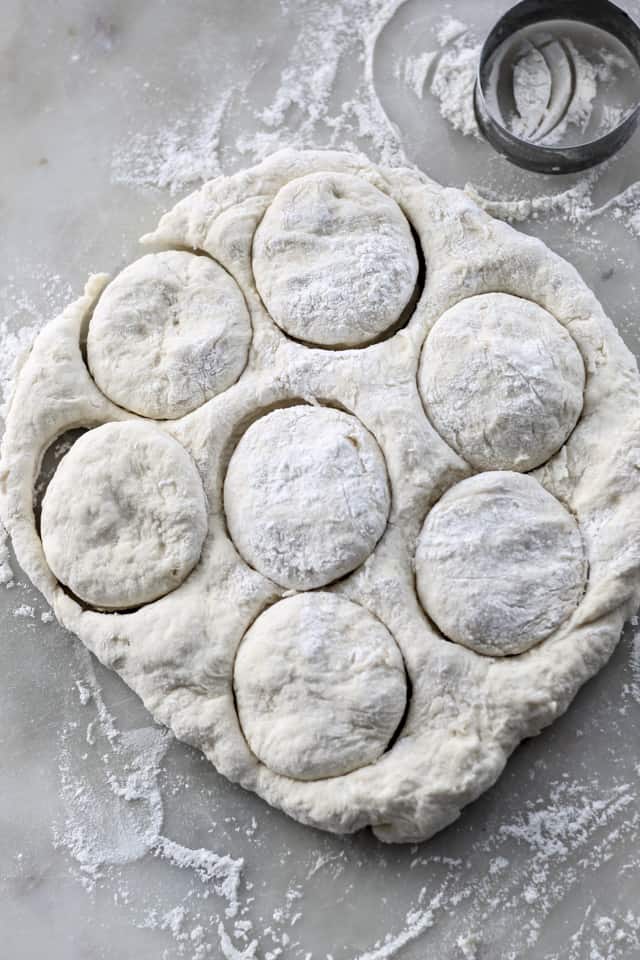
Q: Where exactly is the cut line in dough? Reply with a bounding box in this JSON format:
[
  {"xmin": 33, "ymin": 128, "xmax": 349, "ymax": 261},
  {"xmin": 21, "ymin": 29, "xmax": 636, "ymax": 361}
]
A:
[
  {"xmin": 223, "ymin": 404, "xmax": 391, "ymax": 590},
  {"xmin": 87, "ymin": 251, "xmax": 251, "ymax": 420},
  {"xmin": 233, "ymin": 592, "xmax": 407, "ymax": 780},
  {"xmin": 415, "ymin": 471, "xmax": 587, "ymax": 656},
  {"xmin": 40, "ymin": 421, "xmax": 208, "ymax": 609},
  {"xmin": 418, "ymin": 293, "xmax": 585, "ymax": 472},
  {"xmin": 253, "ymin": 171, "xmax": 420, "ymax": 348}
]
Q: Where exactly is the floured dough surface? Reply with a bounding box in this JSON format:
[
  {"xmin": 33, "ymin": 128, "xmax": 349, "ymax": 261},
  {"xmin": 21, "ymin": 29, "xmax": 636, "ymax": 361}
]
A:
[
  {"xmin": 224, "ymin": 405, "xmax": 390, "ymax": 590},
  {"xmin": 418, "ymin": 293, "xmax": 585, "ymax": 471},
  {"xmin": 234, "ymin": 593, "xmax": 407, "ymax": 780},
  {"xmin": 40, "ymin": 421, "xmax": 208, "ymax": 609},
  {"xmin": 252, "ymin": 171, "xmax": 419, "ymax": 347},
  {"xmin": 415, "ymin": 472, "xmax": 587, "ymax": 656},
  {"xmin": 3, "ymin": 149, "xmax": 640, "ymax": 844},
  {"xmin": 87, "ymin": 251, "xmax": 251, "ymax": 419}
]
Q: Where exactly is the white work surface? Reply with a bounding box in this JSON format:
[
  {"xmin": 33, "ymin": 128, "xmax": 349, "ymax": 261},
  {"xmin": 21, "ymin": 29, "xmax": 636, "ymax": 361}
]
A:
[{"xmin": 1, "ymin": 1, "xmax": 639, "ymax": 958}]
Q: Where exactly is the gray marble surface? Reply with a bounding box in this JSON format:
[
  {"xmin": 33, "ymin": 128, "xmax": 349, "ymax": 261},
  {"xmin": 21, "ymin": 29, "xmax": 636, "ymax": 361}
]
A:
[{"xmin": 1, "ymin": 1, "xmax": 640, "ymax": 958}]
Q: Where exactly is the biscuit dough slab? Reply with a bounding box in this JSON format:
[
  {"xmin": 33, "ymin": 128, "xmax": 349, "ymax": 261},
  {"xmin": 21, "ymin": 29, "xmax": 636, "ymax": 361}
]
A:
[{"xmin": 2, "ymin": 149, "xmax": 640, "ymax": 844}]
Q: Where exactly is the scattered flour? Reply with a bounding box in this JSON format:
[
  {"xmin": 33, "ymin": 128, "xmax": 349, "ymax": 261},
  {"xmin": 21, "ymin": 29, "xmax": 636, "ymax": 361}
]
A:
[
  {"xmin": 113, "ymin": 0, "xmax": 406, "ymax": 196},
  {"xmin": 355, "ymin": 893, "xmax": 439, "ymax": 960},
  {"xmin": 465, "ymin": 173, "xmax": 601, "ymax": 225},
  {"xmin": 435, "ymin": 17, "xmax": 468, "ymax": 48},
  {"xmin": 217, "ymin": 922, "xmax": 259, "ymax": 960},
  {"xmin": 54, "ymin": 647, "xmax": 251, "ymax": 958},
  {"xmin": 402, "ymin": 51, "xmax": 437, "ymax": 100},
  {"xmin": 155, "ymin": 837, "xmax": 244, "ymax": 918},
  {"xmin": 466, "ymin": 171, "xmax": 640, "ymax": 239},
  {"xmin": 399, "ymin": 16, "xmax": 482, "ymax": 137},
  {"xmin": 0, "ymin": 523, "xmax": 14, "ymax": 586},
  {"xmin": 13, "ymin": 603, "xmax": 35, "ymax": 618},
  {"xmin": 428, "ymin": 24, "xmax": 482, "ymax": 139},
  {"xmin": 112, "ymin": 94, "xmax": 233, "ymax": 195}
]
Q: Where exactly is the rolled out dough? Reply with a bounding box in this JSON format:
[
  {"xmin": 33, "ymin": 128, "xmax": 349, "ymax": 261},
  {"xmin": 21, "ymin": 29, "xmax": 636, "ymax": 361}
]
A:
[{"xmin": 2, "ymin": 149, "xmax": 639, "ymax": 843}]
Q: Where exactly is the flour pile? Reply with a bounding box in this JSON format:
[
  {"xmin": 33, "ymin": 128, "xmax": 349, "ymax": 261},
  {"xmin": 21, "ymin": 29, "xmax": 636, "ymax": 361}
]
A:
[{"xmin": 422, "ymin": 19, "xmax": 481, "ymax": 139}]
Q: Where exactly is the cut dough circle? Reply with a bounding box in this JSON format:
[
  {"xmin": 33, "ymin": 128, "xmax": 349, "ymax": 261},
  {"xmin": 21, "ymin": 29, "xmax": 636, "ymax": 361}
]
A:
[
  {"xmin": 234, "ymin": 593, "xmax": 407, "ymax": 780},
  {"xmin": 415, "ymin": 471, "xmax": 586, "ymax": 656},
  {"xmin": 87, "ymin": 251, "xmax": 251, "ymax": 420},
  {"xmin": 41, "ymin": 421, "xmax": 208, "ymax": 609},
  {"xmin": 223, "ymin": 405, "xmax": 390, "ymax": 590},
  {"xmin": 418, "ymin": 293, "xmax": 585, "ymax": 472},
  {"xmin": 252, "ymin": 172, "xmax": 420, "ymax": 347}
]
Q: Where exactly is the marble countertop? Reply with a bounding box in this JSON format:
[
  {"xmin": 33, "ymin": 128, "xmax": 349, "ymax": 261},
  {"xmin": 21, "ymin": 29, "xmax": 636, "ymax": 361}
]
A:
[{"xmin": 2, "ymin": 1, "xmax": 640, "ymax": 958}]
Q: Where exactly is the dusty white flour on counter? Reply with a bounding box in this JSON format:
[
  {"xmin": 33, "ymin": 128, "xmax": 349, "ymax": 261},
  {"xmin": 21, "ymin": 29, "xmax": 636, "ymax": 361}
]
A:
[
  {"xmin": 53, "ymin": 645, "xmax": 251, "ymax": 957},
  {"xmin": 421, "ymin": 19, "xmax": 481, "ymax": 139},
  {"xmin": 0, "ymin": 268, "xmax": 73, "ymax": 421},
  {"xmin": 410, "ymin": 16, "xmax": 632, "ymax": 148},
  {"xmin": 466, "ymin": 173, "xmax": 640, "ymax": 240},
  {"xmin": 0, "ymin": 524, "xmax": 14, "ymax": 586},
  {"xmin": 112, "ymin": 0, "xmax": 404, "ymax": 195},
  {"xmin": 110, "ymin": 6, "xmax": 640, "ymax": 243},
  {"xmin": 4, "ymin": 2, "xmax": 640, "ymax": 958},
  {"xmin": 404, "ymin": 16, "xmax": 640, "ymax": 239},
  {"xmin": 48, "ymin": 633, "xmax": 640, "ymax": 960},
  {"xmin": 112, "ymin": 94, "xmax": 233, "ymax": 196}
]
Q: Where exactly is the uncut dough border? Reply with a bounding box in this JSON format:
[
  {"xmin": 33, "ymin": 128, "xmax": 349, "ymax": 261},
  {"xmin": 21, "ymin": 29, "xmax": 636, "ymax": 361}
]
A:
[{"xmin": 2, "ymin": 149, "xmax": 640, "ymax": 843}]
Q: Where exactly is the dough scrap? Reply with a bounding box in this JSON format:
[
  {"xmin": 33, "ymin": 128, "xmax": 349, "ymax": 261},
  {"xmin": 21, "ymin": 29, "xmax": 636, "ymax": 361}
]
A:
[
  {"xmin": 418, "ymin": 293, "xmax": 585, "ymax": 471},
  {"xmin": 252, "ymin": 172, "xmax": 419, "ymax": 347},
  {"xmin": 87, "ymin": 251, "xmax": 251, "ymax": 419},
  {"xmin": 415, "ymin": 471, "xmax": 587, "ymax": 656},
  {"xmin": 40, "ymin": 421, "xmax": 208, "ymax": 609},
  {"xmin": 234, "ymin": 593, "xmax": 407, "ymax": 780},
  {"xmin": 224, "ymin": 405, "xmax": 390, "ymax": 590}
]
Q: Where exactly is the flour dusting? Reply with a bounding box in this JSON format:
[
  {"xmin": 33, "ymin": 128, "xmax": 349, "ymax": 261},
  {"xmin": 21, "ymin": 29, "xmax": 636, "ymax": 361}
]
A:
[
  {"xmin": 112, "ymin": 94, "xmax": 233, "ymax": 195},
  {"xmin": 0, "ymin": 268, "xmax": 73, "ymax": 421},
  {"xmin": 112, "ymin": 0, "xmax": 406, "ymax": 196},
  {"xmin": 466, "ymin": 172, "xmax": 640, "ymax": 240},
  {"xmin": 428, "ymin": 21, "xmax": 482, "ymax": 139},
  {"xmin": 54, "ymin": 647, "xmax": 251, "ymax": 957},
  {"xmin": 0, "ymin": 523, "xmax": 14, "ymax": 586},
  {"xmin": 630, "ymin": 622, "xmax": 640, "ymax": 706}
]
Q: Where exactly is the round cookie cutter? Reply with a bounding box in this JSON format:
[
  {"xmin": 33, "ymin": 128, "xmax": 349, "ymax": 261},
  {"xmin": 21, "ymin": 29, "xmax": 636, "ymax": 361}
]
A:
[{"xmin": 474, "ymin": 0, "xmax": 640, "ymax": 173}]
